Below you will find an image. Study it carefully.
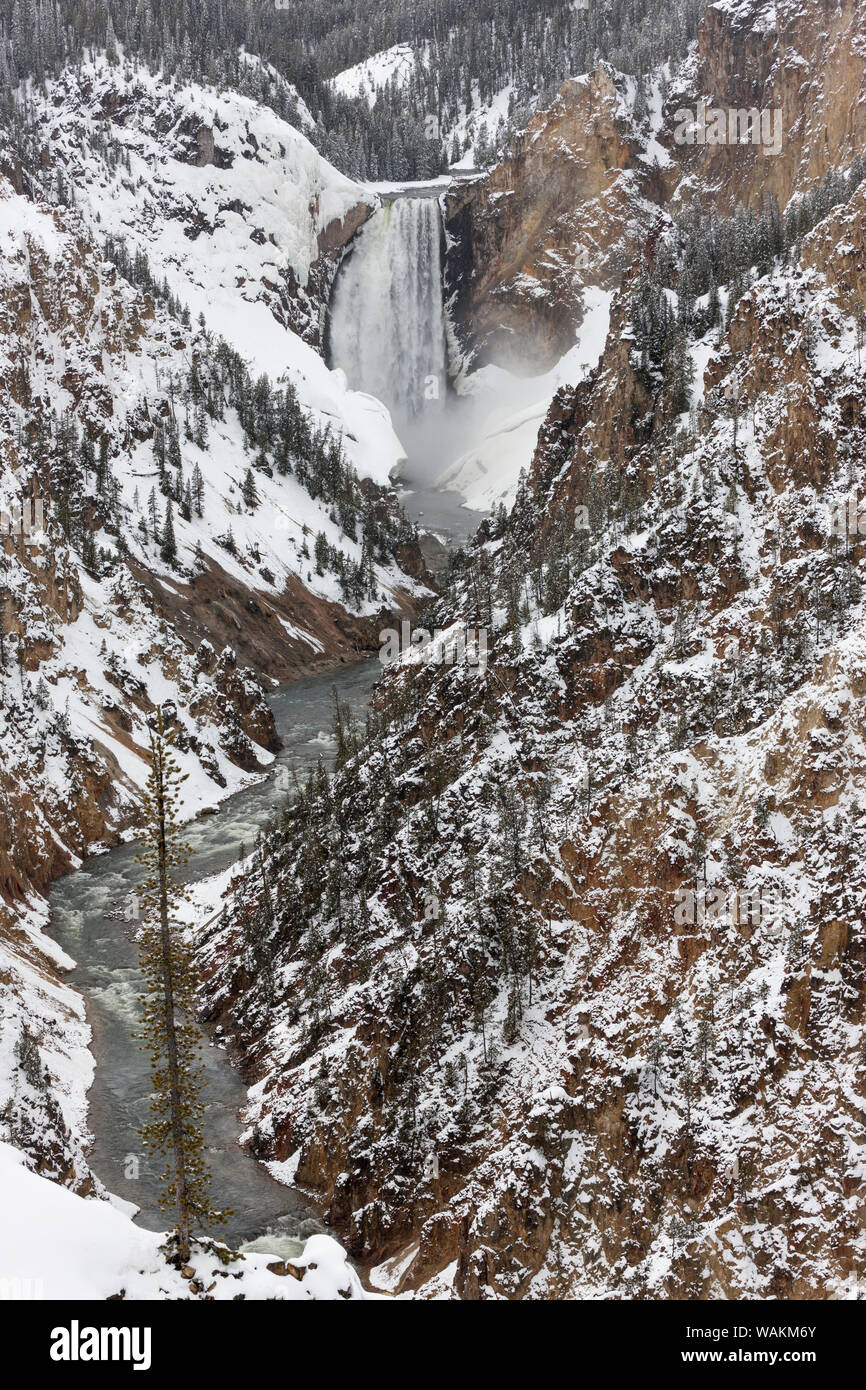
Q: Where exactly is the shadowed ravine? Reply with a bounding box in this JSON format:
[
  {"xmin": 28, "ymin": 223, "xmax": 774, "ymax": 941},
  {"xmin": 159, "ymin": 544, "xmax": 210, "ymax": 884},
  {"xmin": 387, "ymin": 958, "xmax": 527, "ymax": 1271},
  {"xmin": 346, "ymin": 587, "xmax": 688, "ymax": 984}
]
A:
[{"xmin": 47, "ymin": 662, "xmax": 380, "ymax": 1257}]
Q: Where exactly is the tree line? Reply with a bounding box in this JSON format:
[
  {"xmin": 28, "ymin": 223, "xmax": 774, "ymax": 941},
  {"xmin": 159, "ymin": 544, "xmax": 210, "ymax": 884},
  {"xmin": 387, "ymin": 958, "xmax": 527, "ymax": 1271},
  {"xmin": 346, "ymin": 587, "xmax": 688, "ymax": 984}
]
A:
[{"xmin": 0, "ymin": 0, "xmax": 705, "ymax": 181}]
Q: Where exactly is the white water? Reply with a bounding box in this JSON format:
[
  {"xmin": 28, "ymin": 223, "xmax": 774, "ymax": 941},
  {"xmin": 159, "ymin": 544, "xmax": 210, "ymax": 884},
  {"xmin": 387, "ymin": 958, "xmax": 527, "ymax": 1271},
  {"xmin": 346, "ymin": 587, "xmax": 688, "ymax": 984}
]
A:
[
  {"xmin": 330, "ymin": 197, "xmax": 448, "ymax": 437},
  {"xmin": 48, "ymin": 663, "xmax": 380, "ymax": 1253},
  {"xmin": 328, "ymin": 194, "xmax": 484, "ymax": 548}
]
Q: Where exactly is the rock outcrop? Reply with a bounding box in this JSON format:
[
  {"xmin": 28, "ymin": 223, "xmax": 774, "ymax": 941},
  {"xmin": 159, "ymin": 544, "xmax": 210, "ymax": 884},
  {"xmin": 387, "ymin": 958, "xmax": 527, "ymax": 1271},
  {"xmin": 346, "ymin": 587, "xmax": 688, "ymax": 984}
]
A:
[
  {"xmin": 681, "ymin": 0, "xmax": 866, "ymax": 214},
  {"xmin": 444, "ymin": 0, "xmax": 866, "ymax": 374},
  {"xmin": 444, "ymin": 65, "xmax": 663, "ymax": 372}
]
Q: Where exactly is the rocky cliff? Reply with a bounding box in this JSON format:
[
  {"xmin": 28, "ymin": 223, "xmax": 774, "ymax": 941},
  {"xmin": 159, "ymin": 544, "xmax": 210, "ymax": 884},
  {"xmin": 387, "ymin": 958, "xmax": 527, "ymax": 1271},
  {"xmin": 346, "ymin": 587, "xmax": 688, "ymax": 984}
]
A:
[
  {"xmin": 682, "ymin": 0, "xmax": 866, "ymax": 214},
  {"xmin": 207, "ymin": 0, "xmax": 866, "ymax": 1298},
  {"xmin": 444, "ymin": 0, "xmax": 866, "ymax": 376},
  {"xmin": 444, "ymin": 65, "xmax": 665, "ymax": 373}
]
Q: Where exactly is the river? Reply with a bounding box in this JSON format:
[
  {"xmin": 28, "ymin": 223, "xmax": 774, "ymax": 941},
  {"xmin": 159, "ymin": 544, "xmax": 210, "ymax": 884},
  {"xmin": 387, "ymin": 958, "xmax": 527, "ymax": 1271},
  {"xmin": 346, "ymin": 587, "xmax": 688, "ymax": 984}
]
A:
[
  {"xmin": 47, "ymin": 661, "xmax": 381, "ymax": 1256},
  {"xmin": 47, "ymin": 181, "xmax": 485, "ymax": 1260}
]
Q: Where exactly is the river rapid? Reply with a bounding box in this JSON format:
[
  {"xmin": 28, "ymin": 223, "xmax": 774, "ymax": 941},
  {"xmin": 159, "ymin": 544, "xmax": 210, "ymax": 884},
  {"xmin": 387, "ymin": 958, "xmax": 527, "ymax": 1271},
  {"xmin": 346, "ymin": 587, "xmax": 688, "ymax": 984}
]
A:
[{"xmin": 47, "ymin": 661, "xmax": 380, "ymax": 1256}]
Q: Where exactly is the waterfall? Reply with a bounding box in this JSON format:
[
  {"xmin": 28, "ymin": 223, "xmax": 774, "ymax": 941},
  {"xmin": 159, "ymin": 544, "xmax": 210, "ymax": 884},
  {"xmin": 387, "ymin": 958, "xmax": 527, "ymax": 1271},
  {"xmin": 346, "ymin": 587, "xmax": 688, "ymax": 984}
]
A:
[{"xmin": 329, "ymin": 197, "xmax": 448, "ymax": 436}]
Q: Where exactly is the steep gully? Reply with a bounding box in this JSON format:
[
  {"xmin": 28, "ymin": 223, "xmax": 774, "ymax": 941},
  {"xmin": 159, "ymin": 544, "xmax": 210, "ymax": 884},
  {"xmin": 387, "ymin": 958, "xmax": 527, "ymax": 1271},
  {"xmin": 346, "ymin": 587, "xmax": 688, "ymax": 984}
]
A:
[{"xmin": 46, "ymin": 189, "xmax": 485, "ymax": 1254}]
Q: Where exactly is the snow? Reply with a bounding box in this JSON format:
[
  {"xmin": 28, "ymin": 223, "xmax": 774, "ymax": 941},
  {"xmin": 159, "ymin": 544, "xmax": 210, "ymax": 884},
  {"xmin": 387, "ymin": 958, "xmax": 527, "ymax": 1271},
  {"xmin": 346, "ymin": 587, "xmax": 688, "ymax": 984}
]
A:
[
  {"xmin": 439, "ymin": 288, "xmax": 612, "ymax": 510},
  {"xmin": 0, "ymin": 140, "xmax": 424, "ymax": 641},
  {"xmin": 0, "ymin": 896, "xmax": 95, "ymax": 1192},
  {"xmin": 368, "ymin": 1240, "xmax": 420, "ymax": 1293},
  {"xmin": 26, "ymin": 56, "xmax": 406, "ymax": 487},
  {"xmin": 329, "ymin": 44, "xmax": 418, "ymax": 104},
  {"xmin": 327, "ymin": 43, "xmax": 514, "ymax": 175},
  {"xmin": 0, "ymin": 1142, "xmax": 369, "ymax": 1300},
  {"xmin": 638, "ymin": 70, "xmax": 674, "ymax": 170},
  {"xmin": 449, "ymin": 83, "xmax": 516, "ymax": 170},
  {"xmin": 711, "ymin": 0, "xmax": 778, "ymax": 33}
]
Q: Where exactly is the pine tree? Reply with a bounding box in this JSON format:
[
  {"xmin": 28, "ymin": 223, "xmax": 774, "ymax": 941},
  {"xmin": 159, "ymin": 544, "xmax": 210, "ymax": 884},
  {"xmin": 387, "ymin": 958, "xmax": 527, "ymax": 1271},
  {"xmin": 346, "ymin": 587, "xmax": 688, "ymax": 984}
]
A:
[
  {"xmin": 160, "ymin": 501, "xmax": 177, "ymax": 566},
  {"xmin": 241, "ymin": 466, "xmax": 259, "ymax": 510},
  {"xmin": 147, "ymin": 486, "xmax": 160, "ymax": 539},
  {"xmin": 135, "ymin": 708, "xmax": 223, "ymax": 1262},
  {"xmin": 191, "ymin": 463, "xmax": 205, "ymax": 518}
]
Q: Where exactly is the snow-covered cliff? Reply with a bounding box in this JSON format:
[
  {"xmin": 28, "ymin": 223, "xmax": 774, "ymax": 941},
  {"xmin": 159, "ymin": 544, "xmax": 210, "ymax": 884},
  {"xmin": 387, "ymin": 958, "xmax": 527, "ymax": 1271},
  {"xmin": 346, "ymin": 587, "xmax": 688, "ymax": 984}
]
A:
[{"xmin": 0, "ymin": 56, "xmax": 427, "ymax": 1233}]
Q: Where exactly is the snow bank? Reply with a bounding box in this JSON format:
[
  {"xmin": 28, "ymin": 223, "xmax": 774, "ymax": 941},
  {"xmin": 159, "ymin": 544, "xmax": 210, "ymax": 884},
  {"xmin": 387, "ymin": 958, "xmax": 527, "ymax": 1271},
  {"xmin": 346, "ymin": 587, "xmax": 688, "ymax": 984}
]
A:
[
  {"xmin": 0, "ymin": 1143, "xmax": 369, "ymax": 1301},
  {"xmin": 440, "ymin": 287, "xmax": 612, "ymax": 510}
]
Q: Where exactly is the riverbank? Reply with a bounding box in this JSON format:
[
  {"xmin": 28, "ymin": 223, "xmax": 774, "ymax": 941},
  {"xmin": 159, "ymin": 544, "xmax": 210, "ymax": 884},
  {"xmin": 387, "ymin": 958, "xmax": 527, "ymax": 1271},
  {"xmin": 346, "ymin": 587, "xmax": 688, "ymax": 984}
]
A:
[{"xmin": 43, "ymin": 662, "xmax": 380, "ymax": 1256}]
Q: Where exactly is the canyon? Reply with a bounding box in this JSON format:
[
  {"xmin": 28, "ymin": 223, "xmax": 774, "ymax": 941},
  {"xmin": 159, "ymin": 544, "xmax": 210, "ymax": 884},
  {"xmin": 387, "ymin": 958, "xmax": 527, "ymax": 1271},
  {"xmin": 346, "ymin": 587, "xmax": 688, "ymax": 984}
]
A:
[{"xmin": 1, "ymin": 0, "xmax": 865, "ymax": 1304}]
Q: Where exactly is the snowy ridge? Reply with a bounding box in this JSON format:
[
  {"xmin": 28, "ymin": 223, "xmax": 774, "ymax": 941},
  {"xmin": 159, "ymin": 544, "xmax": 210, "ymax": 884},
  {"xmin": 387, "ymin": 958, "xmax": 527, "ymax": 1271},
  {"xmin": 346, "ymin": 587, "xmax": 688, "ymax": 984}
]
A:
[{"xmin": 23, "ymin": 54, "xmax": 407, "ymax": 487}]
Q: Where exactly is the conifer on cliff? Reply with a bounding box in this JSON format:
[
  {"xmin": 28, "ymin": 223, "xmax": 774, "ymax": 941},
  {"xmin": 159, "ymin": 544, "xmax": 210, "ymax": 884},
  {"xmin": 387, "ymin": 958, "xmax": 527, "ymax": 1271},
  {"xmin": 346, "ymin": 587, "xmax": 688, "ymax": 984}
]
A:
[{"xmin": 136, "ymin": 706, "xmax": 223, "ymax": 1261}]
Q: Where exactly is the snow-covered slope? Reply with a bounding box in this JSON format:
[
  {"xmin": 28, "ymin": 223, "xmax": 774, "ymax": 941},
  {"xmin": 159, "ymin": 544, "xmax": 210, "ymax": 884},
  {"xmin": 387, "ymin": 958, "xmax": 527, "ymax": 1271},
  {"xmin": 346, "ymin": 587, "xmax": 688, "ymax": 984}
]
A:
[
  {"xmin": 329, "ymin": 43, "xmax": 418, "ymax": 104},
  {"xmin": 25, "ymin": 54, "xmax": 406, "ymax": 486},
  {"xmin": 0, "ymin": 1142, "xmax": 369, "ymax": 1299},
  {"xmin": 327, "ymin": 35, "xmax": 526, "ymax": 174},
  {"xmin": 0, "ymin": 171, "xmax": 291, "ymax": 842}
]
